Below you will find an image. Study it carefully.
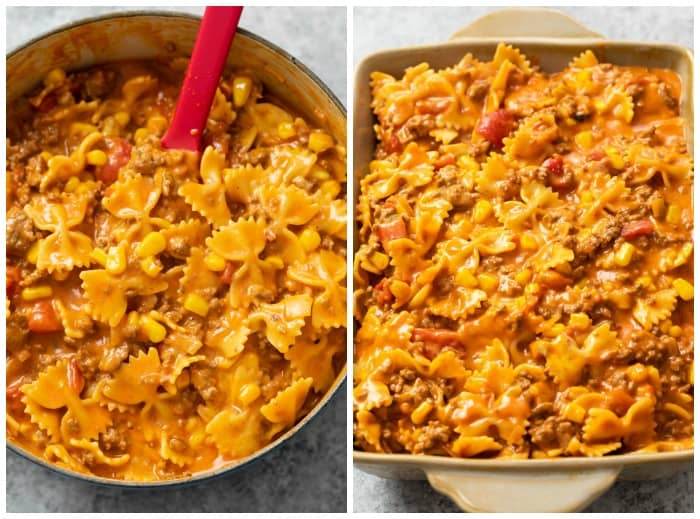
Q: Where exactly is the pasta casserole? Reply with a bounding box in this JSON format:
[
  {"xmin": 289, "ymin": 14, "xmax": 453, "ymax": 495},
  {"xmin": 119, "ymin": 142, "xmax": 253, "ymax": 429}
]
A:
[
  {"xmin": 7, "ymin": 60, "xmax": 347, "ymax": 480},
  {"xmin": 354, "ymin": 44, "xmax": 692, "ymax": 458}
]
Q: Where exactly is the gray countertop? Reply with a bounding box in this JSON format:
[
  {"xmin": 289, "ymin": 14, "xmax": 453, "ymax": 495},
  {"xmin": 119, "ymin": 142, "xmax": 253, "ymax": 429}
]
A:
[
  {"xmin": 353, "ymin": 5, "xmax": 693, "ymax": 513},
  {"xmin": 6, "ymin": 6, "xmax": 347, "ymax": 514}
]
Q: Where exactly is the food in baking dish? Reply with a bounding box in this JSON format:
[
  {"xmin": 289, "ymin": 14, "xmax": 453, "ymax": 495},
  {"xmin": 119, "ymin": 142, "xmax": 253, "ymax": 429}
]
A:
[
  {"xmin": 354, "ymin": 44, "xmax": 692, "ymax": 458},
  {"xmin": 7, "ymin": 60, "xmax": 347, "ymax": 480}
]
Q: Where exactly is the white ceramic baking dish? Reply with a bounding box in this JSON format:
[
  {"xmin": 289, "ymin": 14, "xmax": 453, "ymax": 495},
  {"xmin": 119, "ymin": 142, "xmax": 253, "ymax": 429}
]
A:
[
  {"xmin": 7, "ymin": 11, "xmax": 347, "ymax": 488},
  {"xmin": 353, "ymin": 8, "xmax": 693, "ymax": 512}
]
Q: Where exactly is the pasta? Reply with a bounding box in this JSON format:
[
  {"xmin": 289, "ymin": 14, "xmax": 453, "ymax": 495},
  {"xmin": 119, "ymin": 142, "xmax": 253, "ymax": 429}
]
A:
[
  {"xmin": 7, "ymin": 60, "xmax": 346, "ymax": 480},
  {"xmin": 354, "ymin": 44, "xmax": 693, "ymax": 459}
]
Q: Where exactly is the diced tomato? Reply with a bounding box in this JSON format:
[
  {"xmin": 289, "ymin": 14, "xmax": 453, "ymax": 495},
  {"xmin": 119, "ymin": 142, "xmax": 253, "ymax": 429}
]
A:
[
  {"xmin": 6, "ymin": 378, "xmax": 25, "ymax": 402},
  {"xmin": 375, "ymin": 278, "xmax": 394, "ymax": 307},
  {"xmin": 543, "ymin": 155, "xmax": 563, "ymax": 176},
  {"xmin": 27, "ymin": 300, "xmax": 63, "ymax": 334},
  {"xmin": 6, "ymin": 264, "xmax": 21, "ymax": 297},
  {"xmin": 588, "ymin": 149, "xmax": 606, "ymax": 161},
  {"xmin": 376, "ymin": 218, "xmax": 407, "ymax": 251},
  {"xmin": 476, "ymin": 109, "xmax": 514, "ymax": 148},
  {"xmin": 543, "ymin": 155, "xmax": 574, "ymax": 192},
  {"xmin": 37, "ymin": 94, "xmax": 57, "ymax": 113},
  {"xmin": 416, "ymin": 97, "xmax": 451, "ymax": 115},
  {"xmin": 220, "ymin": 261, "xmax": 236, "ymax": 284},
  {"xmin": 67, "ymin": 359, "xmax": 85, "ymax": 395},
  {"xmin": 385, "ymin": 133, "xmax": 402, "ymax": 154},
  {"xmin": 434, "ymin": 153, "xmax": 456, "ymax": 169},
  {"xmin": 96, "ymin": 137, "xmax": 132, "ymax": 185},
  {"xmin": 412, "ymin": 327, "xmax": 462, "ymax": 347},
  {"xmin": 621, "ymin": 219, "xmax": 654, "ymax": 240}
]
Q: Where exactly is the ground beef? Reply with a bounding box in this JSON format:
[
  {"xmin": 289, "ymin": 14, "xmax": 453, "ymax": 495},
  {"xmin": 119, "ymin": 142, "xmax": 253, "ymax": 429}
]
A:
[
  {"xmin": 190, "ymin": 364, "xmax": 221, "ymax": 405},
  {"xmin": 572, "ymin": 215, "xmax": 623, "ymax": 266},
  {"xmin": 436, "ymin": 166, "xmax": 478, "ymax": 209},
  {"xmin": 76, "ymin": 69, "xmax": 117, "ymax": 101},
  {"xmin": 412, "ymin": 421, "xmax": 452, "ymax": 453},
  {"xmin": 99, "ymin": 425, "xmax": 129, "ymax": 454},
  {"xmin": 7, "ymin": 206, "xmax": 38, "ymax": 256},
  {"xmin": 75, "ymin": 346, "xmax": 100, "ymax": 381},
  {"xmin": 614, "ymin": 328, "xmax": 666, "ymax": 365},
  {"xmin": 467, "ymin": 78, "xmax": 490, "ymax": 101},
  {"xmin": 168, "ymin": 235, "xmax": 190, "ymax": 258},
  {"xmin": 7, "ymin": 313, "xmax": 28, "ymax": 351},
  {"xmin": 529, "ymin": 416, "xmax": 578, "ymax": 451},
  {"xmin": 658, "ymin": 82, "xmax": 678, "ymax": 109}
]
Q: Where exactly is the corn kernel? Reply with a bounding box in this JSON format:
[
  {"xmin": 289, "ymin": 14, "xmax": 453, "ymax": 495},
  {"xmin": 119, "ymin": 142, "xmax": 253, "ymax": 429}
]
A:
[
  {"xmin": 638, "ymin": 275, "xmax": 653, "ymax": 288},
  {"xmin": 63, "ymin": 176, "xmax": 80, "ymax": 193},
  {"xmin": 134, "ymin": 127, "xmax": 149, "ymax": 144},
  {"xmin": 189, "ymin": 431, "xmax": 205, "ymax": 448},
  {"xmin": 604, "ymin": 146, "xmax": 625, "ymax": 170},
  {"xmin": 650, "ymin": 198, "xmax": 665, "ymax": 219},
  {"xmin": 239, "ymin": 383, "xmax": 261, "ymax": 406},
  {"xmin": 666, "ymin": 204, "xmax": 681, "ymax": 225},
  {"xmin": 659, "ymin": 320, "xmax": 672, "ymax": 334},
  {"xmin": 265, "ymin": 256, "xmax": 284, "ymax": 270},
  {"xmin": 147, "ymin": 115, "xmax": 168, "ymax": 134},
  {"xmin": 389, "ymin": 279, "xmax": 410, "ymax": 301},
  {"xmin": 308, "ymin": 131, "xmax": 334, "ymax": 153},
  {"xmin": 114, "ymin": 111, "xmax": 130, "ymax": 126},
  {"xmin": 21, "ymin": 285, "xmax": 53, "ymax": 301},
  {"xmin": 299, "ymin": 228, "xmax": 321, "ymax": 252},
  {"xmin": 614, "ymin": 242, "xmax": 635, "ymax": 267},
  {"xmin": 278, "ymin": 122, "xmax": 296, "ymax": 139},
  {"xmin": 669, "ymin": 325, "xmax": 683, "ymax": 338},
  {"xmin": 581, "ymin": 191, "xmax": 596, "ymax": 205},
  {"xmin": 457, "ymin": 155, "xmax": 479, "ymax": 172},
  {"xmin": 26, "ymin": 242, "xmax": 40, "ymax": 264},
  {"xmin": 520, "ymin": 233, "xmax": 538, "ymax": 250},
  {"xmin": 204, "ymin": 253, "xmax": 226, "ymax": 272},
  {"xmin": 141, "ymin": 316, "xmax": 167, "ymax": 343},
  {"xmin": 673, "ymin": 278, "xmax": 694, "ymax": 300},
  {"xmin": 45, "ymin": 68, "xmax": 66, "ymax": 86},
  {"xmin": 90, "ymin": 247, "xmax": 108, "ymax": 267},
  {"xmin": 233, "ymin": 76, "xmax": 252, "ymax": 107},
  {"xmin": 137, "ymin": 232, "xmax": 166, "ymax": 258},
  {"xmin": 477, "ymin": 273, "xmax": 499, "ymax": 293},
  {"xmin": 127, "ymin": 311, "xmax": 140, "ymax": 330},
  {"xmin": 369, "ymin": 251, "xmax": 389, "ymax": 271},
  {"xmin": 311, "ymin": 166, "xmax": 330, "ymax": 181},
  {"xmin": 575, "ymin": 131, "xmax": 593, "ymax": 150},
  {"xmin": 320, "ymin": 180, "xmax": 341, "ymax": 199},
  {"xmin": 410, "ymin": 401, "xmax": 434, "ymax": 425},
  {"xmin": 140, "ymin": 257, "xmax": 162, "ymax": 278},
  {"xmin": 456, "ymin": 269, "xmax": 479, "ymax": 288},
  {"xmin": 473, "ymin": 200, "xmax": 492, "ymax": 224},
  {"xmin": 184, "ymin": 293, "xmax": 210, "ymax": 317},
  {"xmin": 514, "ymin": 268, "xmax": 532, "ymax": 286},
  {"xmin": 550, "ymin": 323, "xmax": 566, "ymax": 336},
  {"xmin": 86, "ymin": 149, "xmax": 107, "ymax": 166},
  {"xmin": 569, "ymin": 312, "xmax": 591, "ymax": 331},
  {"xmin": 105, "ymin": 242, "xmax": 128, "ymax": 275}
]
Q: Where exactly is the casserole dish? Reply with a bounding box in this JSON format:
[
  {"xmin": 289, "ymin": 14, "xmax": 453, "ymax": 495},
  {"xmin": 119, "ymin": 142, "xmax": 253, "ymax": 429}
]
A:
[
  {"xmin": 353, "ymin": 8, "xmax": 692, "ymax": 512},
  {"xmin": 7, "ymin": 11, "xmax": 347, "ymax": 487}
]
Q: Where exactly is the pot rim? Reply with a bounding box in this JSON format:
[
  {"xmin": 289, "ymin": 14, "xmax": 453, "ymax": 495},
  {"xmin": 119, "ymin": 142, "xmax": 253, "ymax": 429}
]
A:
[{"xmin": 6, "ymin": 9, "xmax": 347, "ymax": 488}]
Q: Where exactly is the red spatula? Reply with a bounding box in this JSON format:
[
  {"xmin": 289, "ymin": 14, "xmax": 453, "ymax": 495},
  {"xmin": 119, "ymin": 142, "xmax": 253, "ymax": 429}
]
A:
[{"xmin": 161, "ymin": 6, "xmax": 244, "ymax": 152}]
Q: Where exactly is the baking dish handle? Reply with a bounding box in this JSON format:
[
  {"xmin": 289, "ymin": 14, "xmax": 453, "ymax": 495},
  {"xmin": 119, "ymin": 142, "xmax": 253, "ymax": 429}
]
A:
[
  {"xmin": 450, "ymin": 8, "xmax": 603, "ymax": 40},
  {"xmin": 425, "ymin": 465, "xmax": 621, "ymax": 512}
]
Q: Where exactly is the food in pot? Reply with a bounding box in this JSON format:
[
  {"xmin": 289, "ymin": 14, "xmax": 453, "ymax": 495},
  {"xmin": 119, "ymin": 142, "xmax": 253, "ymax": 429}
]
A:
[{"xmin": 7, "ymin": 59, "xmax": 347, "ymax": 480}]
